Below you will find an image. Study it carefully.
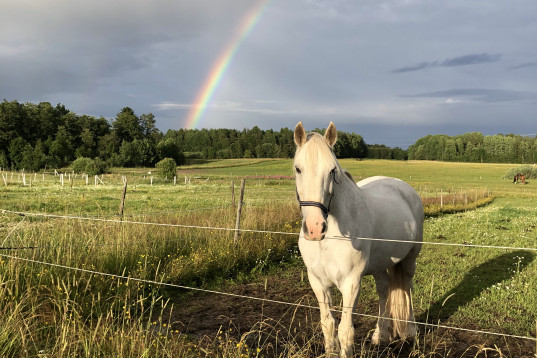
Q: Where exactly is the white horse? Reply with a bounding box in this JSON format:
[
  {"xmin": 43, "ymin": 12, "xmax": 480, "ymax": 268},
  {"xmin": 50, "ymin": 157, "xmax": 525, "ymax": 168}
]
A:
[{"xmin": 294, "ymin": 122, "xmax": 423, "ymax": 357}]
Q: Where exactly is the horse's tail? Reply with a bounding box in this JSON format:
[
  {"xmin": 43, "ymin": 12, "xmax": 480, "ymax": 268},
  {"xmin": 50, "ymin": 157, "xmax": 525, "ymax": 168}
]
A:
[{"xmin": 386, "ymin": 262, "xmax": 416, "ymax": 340}]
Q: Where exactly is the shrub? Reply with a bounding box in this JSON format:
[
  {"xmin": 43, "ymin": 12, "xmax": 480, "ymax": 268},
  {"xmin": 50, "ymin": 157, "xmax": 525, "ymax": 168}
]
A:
[
  {"xmin": 156, "ymin": 158, "xmax": 177, "ymax": 179},
  {"xmin": 71, "ymin": 157, "xmax": 93, "ymax": 174},
  {"xmin": 504, "ymin": 165, "xmax": 537, "ymax": 180},
  {"xmin": 87, "ymin": 157, "xmax": 108, "ymax": 176},
  {"xmin": 71, "ymin": 157, "xmax": 108, "ymax": 175}
]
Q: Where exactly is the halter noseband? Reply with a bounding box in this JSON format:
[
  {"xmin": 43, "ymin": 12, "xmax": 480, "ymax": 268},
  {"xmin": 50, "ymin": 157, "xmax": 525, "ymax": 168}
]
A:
[
  {"xmin": 298, "ymin": 200, "xmax": 330, "ymax": 218},
  {"xmin": 296, "ymin": 169, "xmax": 339, "ymax": 219}
]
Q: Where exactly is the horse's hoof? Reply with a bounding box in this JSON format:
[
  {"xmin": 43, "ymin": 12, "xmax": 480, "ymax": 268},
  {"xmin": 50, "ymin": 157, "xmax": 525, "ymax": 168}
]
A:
[{"xmin": 371, "ymin": 330, "xmax": 390, "ymax": 346}]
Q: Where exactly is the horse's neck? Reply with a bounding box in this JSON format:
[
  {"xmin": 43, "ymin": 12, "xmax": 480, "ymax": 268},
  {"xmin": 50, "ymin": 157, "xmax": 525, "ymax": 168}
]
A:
[{"xmin": 332, "ymin": 174, "xmax": 364, "ymax": 213}]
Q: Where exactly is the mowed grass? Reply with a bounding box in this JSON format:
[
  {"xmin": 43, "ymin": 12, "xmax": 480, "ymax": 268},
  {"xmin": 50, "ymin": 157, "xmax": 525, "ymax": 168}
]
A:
[{"xmin": 0, "ymin": 159, "xmax": 536, "ymax": 357}]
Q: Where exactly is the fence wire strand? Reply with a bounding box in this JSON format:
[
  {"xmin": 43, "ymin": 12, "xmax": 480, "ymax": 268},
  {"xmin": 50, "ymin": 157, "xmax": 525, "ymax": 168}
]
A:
[
  {"xmin": 0, "ymin": 252, "xmax": 534, "ymax": 343},
  {"xmin": 1, "ymin": 205, "xmax": 537, "ymax": 344},
  {"xmin": 2, "ymin": 208, "xmax": 537, "ymax": 252}
]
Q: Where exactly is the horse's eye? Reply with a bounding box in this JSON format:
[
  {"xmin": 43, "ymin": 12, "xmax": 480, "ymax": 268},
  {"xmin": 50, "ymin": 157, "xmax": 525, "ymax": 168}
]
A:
[{"xmin": 295, "ymin": 166, "xmax": 301, "ymax": 174}]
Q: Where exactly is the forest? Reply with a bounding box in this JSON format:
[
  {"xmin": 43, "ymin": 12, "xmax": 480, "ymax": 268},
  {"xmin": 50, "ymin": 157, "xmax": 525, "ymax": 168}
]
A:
[
  {"xmin": 2, "ymin": 100, "xmax": 534, "ymax": 172},
  {"xmin": 0, "ymin": 100, "xmax": 372, "ymax": 171},
  {"xmin": 408, "ymin": 133, "xmax": 537, "ymax": 163}
]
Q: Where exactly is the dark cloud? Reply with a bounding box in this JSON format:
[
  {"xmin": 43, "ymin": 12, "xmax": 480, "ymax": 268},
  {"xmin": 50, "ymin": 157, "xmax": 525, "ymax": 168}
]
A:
[
  {"xmin": 510, "ymin": 61, "xmax": 537, "ymax": 69},
  {"xmin": 401, "ymin": 88, "xmax": 536, "ymax": 103},
  {"xmin": 441, "ymin": 53, "xmax": 501, "ymax": 67},
  {"xmin": 391, "ymin": 62, "xmax": 437, "ymax": 73},
  {"xmin": 1, "ymin": 1, "xmax": 536, "ymax": 148},
  {"xmin": 392, "ymin": 53, "xmax": 501, "ymax": 73}
]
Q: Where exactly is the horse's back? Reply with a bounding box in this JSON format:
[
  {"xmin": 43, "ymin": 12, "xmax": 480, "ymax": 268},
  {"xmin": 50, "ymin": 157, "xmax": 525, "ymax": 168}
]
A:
[
  {"xmin": 357, "ymin": 176, "xmax": 416, "ymax": 199},
  {"xmin": 357, "ymin": 176, "xmax": 424, "ymax": 233}
]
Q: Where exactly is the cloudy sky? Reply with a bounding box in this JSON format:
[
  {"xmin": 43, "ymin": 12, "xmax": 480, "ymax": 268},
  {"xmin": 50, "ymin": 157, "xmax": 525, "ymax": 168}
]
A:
[{"xmin": 1, "ymin": 0, "xmax": 536, "ymax": 148}]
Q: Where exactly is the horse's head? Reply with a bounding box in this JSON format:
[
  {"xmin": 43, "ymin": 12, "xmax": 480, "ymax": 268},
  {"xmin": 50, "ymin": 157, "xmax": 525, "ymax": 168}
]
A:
[{"xmin": 293, "ymin": 121, "xmax": 341, "ymax": 241}]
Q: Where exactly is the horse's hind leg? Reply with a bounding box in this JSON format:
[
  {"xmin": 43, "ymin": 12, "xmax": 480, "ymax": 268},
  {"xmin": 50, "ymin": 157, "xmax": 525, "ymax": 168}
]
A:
[
  {"xmin": 308, "ymin": 272, "xmax": 337, "ymax": 355},
  {"xmin": 372, "ymin": 270, "xmax": 392, "ymax": 345}
]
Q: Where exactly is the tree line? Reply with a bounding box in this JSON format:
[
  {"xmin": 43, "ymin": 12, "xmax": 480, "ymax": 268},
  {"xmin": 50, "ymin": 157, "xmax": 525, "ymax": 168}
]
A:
[
  {"xmin": 6, "ymin": 100, "xmax": 533, "ymax": 171},
  {"xmin": 0, "ymin": 100, "xmax": 374, "ymax": 171},
  {"xmin": 408, "ymin": 133, "xmax": 537, "ymax": 163}
]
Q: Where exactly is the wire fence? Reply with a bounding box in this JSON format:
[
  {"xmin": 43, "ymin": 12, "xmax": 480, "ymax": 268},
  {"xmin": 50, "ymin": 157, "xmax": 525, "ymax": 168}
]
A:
[
  {"xmin": 0, "ymin": 206, "xmax": 536, "ymax": 345},
  {"xmin": 0, "ymin": 251, "xmax": 534, "ymax": 343},
  {"xmin": 2, "ymin": 208, "xmax": 537, "ymax": 253}
]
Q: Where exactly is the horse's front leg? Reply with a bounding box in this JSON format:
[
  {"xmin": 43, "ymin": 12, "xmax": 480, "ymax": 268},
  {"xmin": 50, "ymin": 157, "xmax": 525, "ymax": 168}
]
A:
[
  {"xmin": 337, "ymin": 277, "xmax": 362, "ymax": 358},
  {"xmin": 308, "ymin": 272, "xmax": 337, "ymax": 355}
]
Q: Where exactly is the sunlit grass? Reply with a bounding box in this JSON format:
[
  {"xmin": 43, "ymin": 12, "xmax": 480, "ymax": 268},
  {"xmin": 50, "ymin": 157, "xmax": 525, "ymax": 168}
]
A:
[{"xmin": 0, "ymin": 160, "xmax": 536, "ymax": 356}]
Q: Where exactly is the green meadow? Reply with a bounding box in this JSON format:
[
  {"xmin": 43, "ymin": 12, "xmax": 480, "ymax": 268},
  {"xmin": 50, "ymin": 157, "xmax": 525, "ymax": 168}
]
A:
[{"xmin": 0, "ymin": 159, "xmax": 536, "ymax": 357}]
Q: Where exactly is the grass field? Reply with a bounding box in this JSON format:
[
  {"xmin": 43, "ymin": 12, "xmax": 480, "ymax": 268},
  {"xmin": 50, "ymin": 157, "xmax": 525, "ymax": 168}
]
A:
[{"xmin": 0, "ymin": 159, "xmax": 536, "ymax": 357}]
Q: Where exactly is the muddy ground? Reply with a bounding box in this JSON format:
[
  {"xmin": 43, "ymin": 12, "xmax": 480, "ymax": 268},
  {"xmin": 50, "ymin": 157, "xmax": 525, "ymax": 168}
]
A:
[{"xmin": 166, "ymin": 266, "xmax": 534, "ymax": 357}]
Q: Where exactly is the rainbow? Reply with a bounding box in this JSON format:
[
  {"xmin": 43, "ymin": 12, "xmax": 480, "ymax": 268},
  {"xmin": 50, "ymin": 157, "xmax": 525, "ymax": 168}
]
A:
[{"xmin": 183, "ymin": 0, "xmax": 270, "ymax": 129}]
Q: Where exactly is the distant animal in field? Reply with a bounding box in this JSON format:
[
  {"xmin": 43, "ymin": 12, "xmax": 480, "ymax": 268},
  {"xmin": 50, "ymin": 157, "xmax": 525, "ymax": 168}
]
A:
[
  {"xmin": 293, "ymin": 121, "xmax": 423, "ymax": 357},
  {"xmin": 513, "ymin": 173, "xmax": 526, "ymax": 184}
]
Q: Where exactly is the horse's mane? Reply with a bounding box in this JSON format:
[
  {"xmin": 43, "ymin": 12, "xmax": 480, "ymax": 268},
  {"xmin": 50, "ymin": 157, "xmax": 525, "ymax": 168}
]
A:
[
  {"xmin": 299, "ymin": 132, "xmax": 357, "ymax": 184},
  {"xmin": 296, "ymin": 132, "xmax": 345, "ymax": 178}
]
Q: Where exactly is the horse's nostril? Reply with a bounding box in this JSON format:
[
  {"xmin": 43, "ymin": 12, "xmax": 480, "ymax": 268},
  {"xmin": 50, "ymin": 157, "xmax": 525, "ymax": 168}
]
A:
[{"xmin": 321, "ymin": 222, "xmax": 327, "ymax": 234}]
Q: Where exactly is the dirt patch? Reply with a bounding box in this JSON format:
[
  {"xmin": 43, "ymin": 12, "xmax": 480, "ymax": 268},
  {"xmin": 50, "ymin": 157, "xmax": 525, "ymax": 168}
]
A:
[{"xmin": 165, "ymin": 267, "xmax": 534, "ymax": 357}]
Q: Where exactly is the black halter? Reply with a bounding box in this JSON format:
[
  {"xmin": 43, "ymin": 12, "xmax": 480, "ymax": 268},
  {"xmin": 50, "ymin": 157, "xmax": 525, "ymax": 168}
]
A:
[
  {"xmin": 298, "ymin": 199, "xmax": 331, "ymax": 218},
  {"xmin": 296, "ymin": 169, "xmax": 339, "ymax": 219}
]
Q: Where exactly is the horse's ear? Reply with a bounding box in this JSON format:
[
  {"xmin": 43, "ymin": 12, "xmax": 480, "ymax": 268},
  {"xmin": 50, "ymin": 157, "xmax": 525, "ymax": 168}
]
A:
[
  {"xmin": 294, "ymin": 122, "xmax": 307, "ymax": 147},
  {"xmin": 324, "ymin": 121, "xmax": 337, "ymax": 147}
]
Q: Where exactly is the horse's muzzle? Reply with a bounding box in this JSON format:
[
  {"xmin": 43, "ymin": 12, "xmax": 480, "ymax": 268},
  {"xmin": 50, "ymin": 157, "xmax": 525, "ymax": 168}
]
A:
[{"xmin": 303, "ymin": 218, "xmax": 327, "ymax": 241}]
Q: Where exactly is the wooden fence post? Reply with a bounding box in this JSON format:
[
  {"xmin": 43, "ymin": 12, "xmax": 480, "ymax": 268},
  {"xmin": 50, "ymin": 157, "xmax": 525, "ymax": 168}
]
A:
[
  {"xmin": 231, "ymin": 180, "xmax": 235, "ymax": 207},
  {"xmin": 234, "ymin": 179, "xmax": 246, "ymax": 243},
  {"xmin": 119, "ymin": 178, "xmax": 128, "ymax": 218}
]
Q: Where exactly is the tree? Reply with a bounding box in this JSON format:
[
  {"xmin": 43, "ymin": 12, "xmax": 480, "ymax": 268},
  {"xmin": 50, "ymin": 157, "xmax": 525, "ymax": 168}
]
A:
[
  {"xmin": 443, "ymin": 139, "xmax": 457, "ymax": 161},
  {"xmin": 0, "ymin": 100, "xmax": 23, "ymax": 153},
  {"xmin": 49, "ymin": 126, "xmax": 74, "ymax": 167},
  {"xmin": 112, "ymin": 107, "xmax": 142, "ymax": 143},
  {"xmin": 156, "ymin": 138, "xmax": 185, "ymax": 164},
  {"xmin": 119, "ymin": 140, "xmax": 142, "ymax": 167},
  {"xmin": 76, "ymin": 128, "xmax": 96, "ymax": 158},
  {"xmin": 8, "ymin": 137, "xmax": 28, "ymax": 169},
  {"xmin": 118, "ymin": 139, "xmax": 156, "ymax": 167},
  {"xmin": 256, "ymin": 143, "xmax": 275, "ymax": 158},
  {"xmin": 0, "ymin": 151, "xmax": 8, "ymax": 169}
]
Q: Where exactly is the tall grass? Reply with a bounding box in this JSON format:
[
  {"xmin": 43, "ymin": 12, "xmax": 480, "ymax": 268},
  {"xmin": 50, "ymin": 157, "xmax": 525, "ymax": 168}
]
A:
[
  {"xmin": 1, "ymin": 161, "xmax": 536, "ymax": 356},
  {"xmin": 0, "ymin": 174, "xmax": 304, "ymax": 356}
]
